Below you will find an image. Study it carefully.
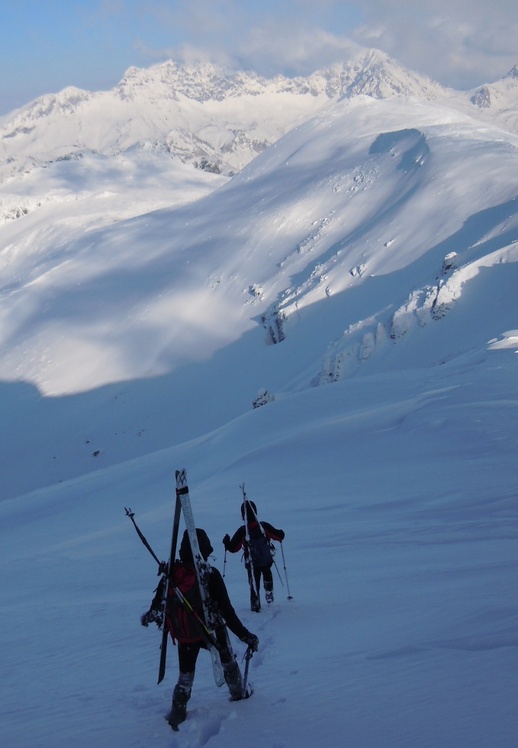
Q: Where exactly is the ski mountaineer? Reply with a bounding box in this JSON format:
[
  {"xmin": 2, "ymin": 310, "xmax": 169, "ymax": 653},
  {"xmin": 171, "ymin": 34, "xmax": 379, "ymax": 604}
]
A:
[
  {"xmin": 163, "ymin": 528, "xmax": 259, "ymax": 730},
  {"xmin": 223, "ymin": 500, "xmax": 285, "ymax": 612}
]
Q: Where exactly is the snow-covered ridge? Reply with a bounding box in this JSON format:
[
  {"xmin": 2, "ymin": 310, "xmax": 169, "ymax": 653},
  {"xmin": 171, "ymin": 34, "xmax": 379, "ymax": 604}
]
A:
[{"xmin": 313, "ymin": 240, "xmax": 518, "ymax": 385}]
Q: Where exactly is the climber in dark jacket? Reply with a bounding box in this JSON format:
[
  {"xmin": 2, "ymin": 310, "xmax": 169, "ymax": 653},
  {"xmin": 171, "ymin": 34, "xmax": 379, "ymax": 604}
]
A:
[
  {"xmin": 223, "ymin": 500, "xmax": 285, "ymax": 612},
  {"xmin": 163, "ymin": 529, "xmax": 258, "ymax": 730}
]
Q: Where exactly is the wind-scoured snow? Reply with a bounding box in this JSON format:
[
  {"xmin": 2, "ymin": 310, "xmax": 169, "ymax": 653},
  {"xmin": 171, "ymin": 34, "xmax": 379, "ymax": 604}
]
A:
[{"xmin": 0, "ymin": 55, "xmax": 517, "ymax": 748}]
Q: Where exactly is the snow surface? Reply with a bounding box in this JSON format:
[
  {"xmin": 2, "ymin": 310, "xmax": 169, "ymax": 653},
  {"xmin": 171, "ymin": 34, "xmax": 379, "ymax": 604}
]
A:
[{"xmin": 1, "ymin": 74, "xmax": 518, "ymax": 747}]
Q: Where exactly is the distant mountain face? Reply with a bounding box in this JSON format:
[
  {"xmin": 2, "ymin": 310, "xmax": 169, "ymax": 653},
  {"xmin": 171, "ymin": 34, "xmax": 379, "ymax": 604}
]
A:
[
  {"xmin": 470, "ymin": 64, "xmax": 518, "ymax": 106},
  {"xmin": 467, "ymin": 64, "xmax": 518, "ymax": 133},
  {"xmin": 1, "ymin": 49, "xmax": 516, "ymax": 228},
  {"xmin": 0, "ymin": 49, "xmax": 453, "ymax": 182}
]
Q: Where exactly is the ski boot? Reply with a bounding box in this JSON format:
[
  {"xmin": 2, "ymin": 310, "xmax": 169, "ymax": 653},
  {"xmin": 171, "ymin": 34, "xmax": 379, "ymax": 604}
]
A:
[
  {"xmin": 223, "ymin": 659, "xmax": 251, "ymax": 701},
  {"xmin": 167, "ymin": 680, "xmax": 191, "ymax": 731}
]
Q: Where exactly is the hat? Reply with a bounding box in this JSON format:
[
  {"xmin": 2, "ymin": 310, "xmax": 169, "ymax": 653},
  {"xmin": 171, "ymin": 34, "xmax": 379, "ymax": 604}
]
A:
[
  {"xmin": 241, "ymin": 500, "xmax": 257, "ymax": 521},
  {"xmin": 179, "ymin": 528, "xmax": 213, "ymax": 563}
]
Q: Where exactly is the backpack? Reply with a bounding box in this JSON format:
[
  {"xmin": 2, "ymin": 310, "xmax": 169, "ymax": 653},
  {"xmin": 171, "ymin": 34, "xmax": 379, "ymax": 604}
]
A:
[
  {"xmin": 247, "ymin": 523, "xmax": 274, "ymax": 568},
  {"xmin": 165, "ymin": 562, "xmax": 205, "ymax": 644}
]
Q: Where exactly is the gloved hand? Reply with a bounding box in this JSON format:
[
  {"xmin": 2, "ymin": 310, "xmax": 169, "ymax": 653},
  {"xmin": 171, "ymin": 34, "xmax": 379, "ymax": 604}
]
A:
[
  {"xmin": 141, "ymin": 608, "xmax": 163, "ymax": 628},
  {"xmin": 222, "ymin": 533, "xmax": 230, "ymax": 548},
  {"xmin": 242, "ymin": 633, "xmax": 259, "ymax": 652}
]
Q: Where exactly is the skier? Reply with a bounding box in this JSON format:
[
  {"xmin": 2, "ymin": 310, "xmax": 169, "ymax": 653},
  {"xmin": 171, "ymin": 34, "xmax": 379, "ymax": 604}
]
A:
[
  {"xmin": 163, "ymin": 528, "xmax": 258, "ymax": 730},
  {"xmin": 223, "ymin": 500, "xmax": 285, "ymax": 612}
]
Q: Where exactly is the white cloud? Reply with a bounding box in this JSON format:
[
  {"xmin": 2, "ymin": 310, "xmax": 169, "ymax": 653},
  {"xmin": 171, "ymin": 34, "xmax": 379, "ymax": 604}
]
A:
[
  {"xmin": 104, "ymin": 0, "xmax": 518, "ymax": 88},
  {"xmin": 349, "ymin": 0, "xmax": 518, "ymax": 87},
  {"xmin": 236, "ymin": 24, "xmax": 360, "ymax": 76}
]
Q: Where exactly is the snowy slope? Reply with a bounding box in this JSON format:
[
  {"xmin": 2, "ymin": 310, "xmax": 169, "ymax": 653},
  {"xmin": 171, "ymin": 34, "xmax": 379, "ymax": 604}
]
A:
[
  {"xmin": 0, "ymin": 57, "xmax": 518, "ymax": 748},
  {"xmin": 1, "ymin": 94, "xmax": 517, "ymax": 499},
  {"xmin": 1, "ymin": 331, "xmax": 517, "ymax": 748}
]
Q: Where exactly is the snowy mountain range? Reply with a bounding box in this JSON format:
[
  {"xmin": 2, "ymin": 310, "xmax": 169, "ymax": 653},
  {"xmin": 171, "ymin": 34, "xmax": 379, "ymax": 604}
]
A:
[
  {"xmin": 0, "ymin": 50, "xmax": 442, "ymax": 175},
  {"xmin": 1, "ymin": 49, "xmax": 518, "ymax": 747},
  {"xmin": 2, "ymin": 49, "xmax": 517, "ymax": 185}
]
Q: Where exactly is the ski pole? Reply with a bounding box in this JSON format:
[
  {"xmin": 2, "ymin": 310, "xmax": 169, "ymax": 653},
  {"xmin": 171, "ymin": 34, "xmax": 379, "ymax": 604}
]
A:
[
  {"xmin": 242, "ymin": 646, "xmax": 253, "ymax": 698},
  {"xmin": 124, "ymin": 507, "xmax": 164, "ymax": 569},
  {"xmin": 272, "ymin": 557, "xmax": 284, "ymax": 587},
  {"xmin": 172, "ymin": 587, "xmax": 221, "ymax": 652},
  {"xmin": 223, "ymin": 547, "xmax": 228, "ymax": 578},
  {"xmin": 280, "ymin": 542, "xmax": 293, "ymax": 600}
]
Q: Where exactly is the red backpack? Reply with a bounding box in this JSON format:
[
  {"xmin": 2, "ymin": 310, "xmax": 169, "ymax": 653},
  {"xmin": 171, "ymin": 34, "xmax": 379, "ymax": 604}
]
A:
[{"xmin": 165, "ymin": 562, "xmax": 205, "ymax": 644}]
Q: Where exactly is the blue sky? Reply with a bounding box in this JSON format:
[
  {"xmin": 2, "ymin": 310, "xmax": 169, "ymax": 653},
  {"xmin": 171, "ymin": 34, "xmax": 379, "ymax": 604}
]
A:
[{"xmin": 1, "ymin": 0, "xmax": 517, "ymax": 115}]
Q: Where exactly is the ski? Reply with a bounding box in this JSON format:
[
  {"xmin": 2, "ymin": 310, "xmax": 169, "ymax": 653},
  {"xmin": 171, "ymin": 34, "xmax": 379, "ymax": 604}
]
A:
[
  {"xmin": 240, "ymin": 483, "xmax": 260, "ymax": 607},
  {"xmin": 157, "ymin": 490, "xmax": 182, "ymax": 684},
  {"xmin": 240, "ymin": 483, "xmax": 275, "ymax": 607},
  {"xmin": 175, "ymin": 469, "xmax": 226, "ymax": 687},
  {"xmin": 239, "ymin": 484, "xmax": 291, "ymax": 602},
  {"xmin": 241, "ymin": 483, "xmax": 271, "ymax": 548}
]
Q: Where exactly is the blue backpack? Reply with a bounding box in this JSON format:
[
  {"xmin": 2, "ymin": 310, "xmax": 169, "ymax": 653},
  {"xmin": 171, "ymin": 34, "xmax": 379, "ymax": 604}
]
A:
[{"xmin": 247, "ymin": 524, "xmax": 274, "ymax": 568}]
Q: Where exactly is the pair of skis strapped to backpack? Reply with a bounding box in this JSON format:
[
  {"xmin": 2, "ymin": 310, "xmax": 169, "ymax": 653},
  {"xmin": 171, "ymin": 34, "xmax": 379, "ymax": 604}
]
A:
[
  {"xmin": 172, "ymin": 469, "xmax": 226, "ymax": 686},
  {"xmin": 154, "ymin": 470, "xmax": 225, "ymax": 685}
]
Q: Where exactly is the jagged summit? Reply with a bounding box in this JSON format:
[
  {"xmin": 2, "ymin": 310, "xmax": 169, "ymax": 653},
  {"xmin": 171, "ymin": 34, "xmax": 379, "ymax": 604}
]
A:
[
  {"xmin": 467, "ymin": 62, "xmax": 518, "ymax": 133},
  {"xmin": 113, "ymin": 49, "xmax": 444, "ymax": 104},
  {"xmin": 330, "ymin": 48, "xmax": 446, "ymax": 100}
]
